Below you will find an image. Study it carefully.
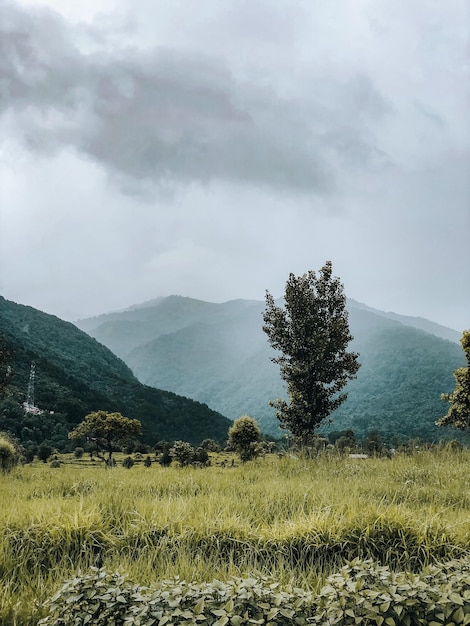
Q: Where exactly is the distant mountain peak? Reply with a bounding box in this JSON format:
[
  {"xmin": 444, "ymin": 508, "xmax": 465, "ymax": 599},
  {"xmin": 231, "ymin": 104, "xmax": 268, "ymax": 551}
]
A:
[{"xmin": 347, "ymin": 298, "xmax": 460, "ymax": 343}]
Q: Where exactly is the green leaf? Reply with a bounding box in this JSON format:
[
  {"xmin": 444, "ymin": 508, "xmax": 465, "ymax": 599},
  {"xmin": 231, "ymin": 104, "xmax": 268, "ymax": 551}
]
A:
[
  {"xmin": 193, "ymin": 598, "xmax": 205, "ymax": 614},
  {"xmin": 267, "ymin": 608, "xmax": 279, "ymax": 621}
]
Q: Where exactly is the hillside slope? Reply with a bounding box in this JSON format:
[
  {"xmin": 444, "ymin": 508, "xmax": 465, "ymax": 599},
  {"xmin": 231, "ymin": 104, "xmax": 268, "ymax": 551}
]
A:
[
  {"xmin": 75, "ymin": 296, "xmax": 465, "ymax": 443},
  {"xmin": 0, "ymin": 296, "xmax": 231, "ymax": 449}
]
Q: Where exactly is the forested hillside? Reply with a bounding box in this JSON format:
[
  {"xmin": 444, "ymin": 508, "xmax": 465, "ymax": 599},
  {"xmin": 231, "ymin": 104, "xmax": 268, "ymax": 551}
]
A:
[
  {"xmin": 76, "ymin": 296, "xmax": 466, "ymax": 444},
  {"xmin": 0, "ymin": 296, "xmax": 231, "ymax": 451}
]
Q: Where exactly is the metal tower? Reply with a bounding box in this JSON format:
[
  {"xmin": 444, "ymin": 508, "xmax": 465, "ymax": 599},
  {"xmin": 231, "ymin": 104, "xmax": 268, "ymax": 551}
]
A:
[{"xmin": 24, "ymin": 362, "xmax": 37, "ymax": 413}]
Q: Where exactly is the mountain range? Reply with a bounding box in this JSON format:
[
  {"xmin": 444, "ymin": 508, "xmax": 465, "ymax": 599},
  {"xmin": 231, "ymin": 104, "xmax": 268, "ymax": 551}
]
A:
[
  {"xmin": 0, "ymin": 296, "xmax": 231, "ymax": 450},
  {"xmin": 75, "ymin": 295, "xmax": 466, "ymax": 444}
]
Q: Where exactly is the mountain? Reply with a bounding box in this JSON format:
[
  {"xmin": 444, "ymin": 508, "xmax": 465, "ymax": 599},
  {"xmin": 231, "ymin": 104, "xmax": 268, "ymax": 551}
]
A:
[
  {"xmin": 0, "ymin": 296, "xmax": 232, "ymax": 450},
  {"xmin": 349, "ymin": 300, "xmax": 462, "ymax": 344},
  {"xmin": 75, "ymin": 296, "xmax": 466, "ymax": 444}
]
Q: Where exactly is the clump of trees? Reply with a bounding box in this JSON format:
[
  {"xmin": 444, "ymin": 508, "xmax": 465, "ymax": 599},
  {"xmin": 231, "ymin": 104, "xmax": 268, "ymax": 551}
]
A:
[
  {"xmin": 263, "ymin": 262, "xmax": 360, "ymax": 443},
  {"xmin": 69, "ymin": 411, "xmax": 142, "ymax": 465},
  {"xmin": 167, "ymin": 441, "xmax": 210, "ymax": 467},
  {"xmin": 437, "ymin": 330, "xmax": 470, "ymax": 432}
]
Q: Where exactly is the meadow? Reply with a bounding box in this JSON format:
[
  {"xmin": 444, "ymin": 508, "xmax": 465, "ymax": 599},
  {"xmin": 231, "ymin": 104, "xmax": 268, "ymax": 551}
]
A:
[{"xmin": 1, "ymin": 448, "xmax": 469, "ymax": 625}]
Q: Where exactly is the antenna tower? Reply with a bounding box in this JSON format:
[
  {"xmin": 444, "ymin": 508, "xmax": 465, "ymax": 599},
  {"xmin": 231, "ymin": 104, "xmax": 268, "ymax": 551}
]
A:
[{"xmin": 24, "ymin": 362, "xmax": 37, "ymax": 413}]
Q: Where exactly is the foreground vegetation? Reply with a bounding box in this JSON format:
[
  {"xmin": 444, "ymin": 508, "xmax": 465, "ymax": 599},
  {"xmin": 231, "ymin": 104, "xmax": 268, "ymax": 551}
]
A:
[{"xmin": 1, "ymin": 448, "xmax": 469, "ymax": 624}]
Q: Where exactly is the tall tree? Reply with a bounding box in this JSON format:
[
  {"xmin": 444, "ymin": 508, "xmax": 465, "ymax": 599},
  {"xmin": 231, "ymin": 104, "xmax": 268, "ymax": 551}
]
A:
[
  {"xmin": 262, "ymin": 262, "xmax": 360, "ymax": 443},
  {"xmin": 437, "ymin": 330, "xmax": 470, "ymax": 432},
  {"xmin": 69, "ymin": 410, "xmax": 142, "ymax": 464}
]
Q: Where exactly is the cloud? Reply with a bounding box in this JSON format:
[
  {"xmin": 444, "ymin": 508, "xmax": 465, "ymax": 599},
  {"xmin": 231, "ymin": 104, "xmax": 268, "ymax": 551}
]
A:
[
  {"xmin": 1, "ymin": 0, "xmax": 392, "ymax": 196},
  {"xmin": 1, "ymin": 0, "xmax": 469, "ymax": 331}
]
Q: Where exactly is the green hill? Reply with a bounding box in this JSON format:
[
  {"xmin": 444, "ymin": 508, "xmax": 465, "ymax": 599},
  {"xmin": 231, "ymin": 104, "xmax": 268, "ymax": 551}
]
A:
[
  {"xmin": 75, "ymin": 296, "xmax": 466, "ymax": 444},
  {"xmin": 0, "ymin": 296, "xmax": 232, "ymax": 450}
]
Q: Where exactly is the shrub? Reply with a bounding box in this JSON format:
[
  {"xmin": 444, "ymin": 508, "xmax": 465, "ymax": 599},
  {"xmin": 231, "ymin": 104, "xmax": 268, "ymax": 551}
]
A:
[
  {"xmin": 74, "ymin": 446, "xmax": 85, "ymax": 459},
  {"xmin": 312, "ymin": 557, "xmax": 470, "ymax": 625},
  {"xmin": 200, "ymin": 438, "xmax": 221, "ymax": 452},
  {"xmin": 38, "ymin": 558, "xmax": 470, "ymax": 626},
  {"xmin": 0, "ymin": 433, "xmax": 19, "ymax": 472},
  {"xmin": 228, "ymin": 416, "xmax": 262, "ymax": 462},
  {"xmin": 122, "ymin": 456, "xmax": 134, "ymax": 469},
  {"xmin": 23, "ymin": 447, "xmax": 35, "ymax": 463},
  {"xmin": 38, "ymin": 445, "xmax": 53, "ymax": 463},
  {"xmin": 38, "ymin": 569, "xmax": 143, "ymax": 626},
  {"xmin": 154, "ymin": 440, "xmax": 172, "ymax": 453},
  {"xmin": 192, "ymin": 446, "xmax": 209, "ymax": 465},
  {"xmin": 170, "ymin": 440, "xmax": 195, "ymax": 466},
  {"xmin": 135, "ymin": 442, "xmax": 150, "ymax": 454},
  {"xmin": 144, "ymin": 455, "xmax": 152, "ymax": 467},
  {"xmin": 158, "ymin": 449, "xmax": 172, "ymax": 466},
  {"xmin": 50, "ymin": 459, "xmax": 61, "ymax": 468},
  {"xmin": 39, "ymin": 568, "xmax": 315, "ymax": 626}
]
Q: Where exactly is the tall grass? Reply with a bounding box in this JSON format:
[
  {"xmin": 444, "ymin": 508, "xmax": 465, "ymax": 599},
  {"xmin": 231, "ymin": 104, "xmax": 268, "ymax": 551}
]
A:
[{"xmin": 1, "ymin": 448, "xmax": 469, "ymax": 624}]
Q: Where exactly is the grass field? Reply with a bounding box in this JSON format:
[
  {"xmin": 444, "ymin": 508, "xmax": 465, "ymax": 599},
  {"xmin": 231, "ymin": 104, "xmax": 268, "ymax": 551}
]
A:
[{"xmin": 1, "ymin": 448, "xmax": 469, "ymax": 625}]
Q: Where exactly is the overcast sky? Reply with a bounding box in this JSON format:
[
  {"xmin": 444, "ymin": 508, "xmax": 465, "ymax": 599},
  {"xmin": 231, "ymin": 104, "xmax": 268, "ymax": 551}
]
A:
[{"xmin": 1, "ymin": 0, "xmax": 469, "ymax": 331}]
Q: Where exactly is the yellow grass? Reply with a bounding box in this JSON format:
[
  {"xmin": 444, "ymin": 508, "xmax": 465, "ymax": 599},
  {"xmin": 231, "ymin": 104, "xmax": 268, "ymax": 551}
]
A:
[{"xmin": 0, "ymin": 448, "xmax": 469, "ymax": 625}]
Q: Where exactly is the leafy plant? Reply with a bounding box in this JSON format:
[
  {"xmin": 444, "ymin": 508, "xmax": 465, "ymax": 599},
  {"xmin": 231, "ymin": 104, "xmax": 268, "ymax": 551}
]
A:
[
  {"xmin": 313, "ymin": 557, "xmax": 470, "ymax": 625},
  {"xmin": 38, "ymin": 568, "xmax": 144, "ymax": 626},
  {"xmin": 39, "ymin": 569, "xmax": 315, "ymax": 626},
  {"xmin": 38, "ymin": 558, "xmax": 470, "ymax": 626}
]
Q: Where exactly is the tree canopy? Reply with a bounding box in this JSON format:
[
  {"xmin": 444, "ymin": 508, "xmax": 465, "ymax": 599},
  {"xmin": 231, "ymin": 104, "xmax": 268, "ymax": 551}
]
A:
[
  {"xmin": 437, "ymin": 330, "xmax": 470, "ymax": 432},
  {"xmin": 69, "ymin": 410, "xmax": 142, "ymax": 463},
  {"xmin": 262, "ymin": 262, "xmax": 360, "ymax": 442}
]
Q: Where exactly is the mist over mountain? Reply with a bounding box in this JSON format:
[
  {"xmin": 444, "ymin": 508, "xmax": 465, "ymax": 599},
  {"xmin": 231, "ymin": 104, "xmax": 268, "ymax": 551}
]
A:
[
  {"xmin": 0, "ymin": 296, "xmax": 232, "ymax": 449},
  {"xmin": 75, "ymin": 296, "xmax": 465, "ymax": 444}
]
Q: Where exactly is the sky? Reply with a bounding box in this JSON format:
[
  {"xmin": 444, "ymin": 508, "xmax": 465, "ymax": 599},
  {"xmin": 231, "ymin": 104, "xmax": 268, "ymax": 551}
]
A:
[{"xmin": 0, "ymin": 0, "xmax": 469, "ymax": 331}]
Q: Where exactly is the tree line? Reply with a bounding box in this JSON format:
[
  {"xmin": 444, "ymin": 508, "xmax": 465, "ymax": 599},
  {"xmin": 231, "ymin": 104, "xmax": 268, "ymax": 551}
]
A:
[{"xmin": 1, "ymin": 262, "xmax": 469, "ymax": 472}]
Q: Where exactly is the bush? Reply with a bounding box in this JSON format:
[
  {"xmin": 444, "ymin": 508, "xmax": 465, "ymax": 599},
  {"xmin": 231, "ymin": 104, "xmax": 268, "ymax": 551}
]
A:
[
  {"xmin": 158, "ymin": 449, "xmax": 172, "ymax": 466},
  {"xmin": 192, "ymin": 446, "xmax": 209, "ymax": 465},
  {"xmin": 39, "ymin": 568, "xmax": 315, "ymax": 626},
  {"xmin": 154, "ymin": 440, "xmax": 172, "ymax": 453},
  {"xmin": 144, "ymin": 455, "xmax": 152, "ymax": 467},
  {"xmin": 312, "ymin": 557, "xmax": 470, "ymax": 625},
  {"xmin": 170, "ymin": 440, "xmax": 195, "ymax": 466},
  {"xmin": 74, "ymin": 446, "xmax": 85, "ymax": 459},
  {"xmin": 134, "ymin": 442, "xmax": 150, "ymax": 454},
  {"xmin": 228, "ymin": 416, "xmax": 262, "ymax": 462},
  {"xmin": 23, "ymin": 447, "xmax": 35, "ymax": 463},
  {"xmin": 38, "ymin": 445, "xmax": 53, "ymax": 463},
  {"xmin": 39, "ymin": 569, "xmax": 143, "ymax": 626},
  {"xmin": 38, "ymin": 558, "xmax": 470, "ymax": 626},
  {"xmin": 50, "ymin": 459, "xmax": 61, "ymax": 468},
  {"xmin": 122, "ymin": 456, "xmax": 134, "ymax": 469},
  {"xmin": 200, "ymin": 438, "xmax": 221, "ymax": 452},
  {"xmin": 0, "ymin": 433, "xmax": 19, "ymax": 472}
]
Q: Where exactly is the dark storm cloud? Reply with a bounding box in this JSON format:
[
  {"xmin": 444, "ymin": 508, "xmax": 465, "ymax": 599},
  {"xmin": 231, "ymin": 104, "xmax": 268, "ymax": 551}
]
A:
[{"xmin": 1, "ymin": 1, "xmax": 391, "ymax": 194}]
